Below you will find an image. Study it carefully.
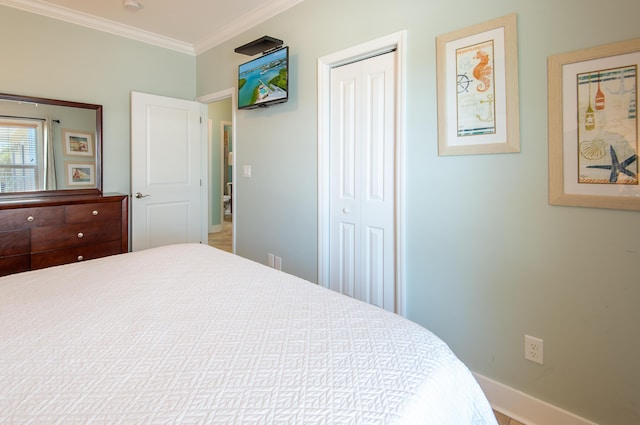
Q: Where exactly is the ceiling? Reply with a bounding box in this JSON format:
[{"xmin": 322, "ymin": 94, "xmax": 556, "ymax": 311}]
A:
[{"xmin": 0, "ymin": 0, "xmax": 303, "ymax": 55}]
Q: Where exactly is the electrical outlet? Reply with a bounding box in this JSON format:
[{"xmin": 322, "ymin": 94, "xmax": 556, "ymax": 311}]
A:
[
  {"xmin": 274, "ymin": 256, "xmax": 282, "ymax": 271},
  {"xmin": 268, "ymin": 253, "xmax": 275, "ymax": 268},
  {"xmin": 525, "ymin": 335, "xmax": 544, "ymax": 365}
]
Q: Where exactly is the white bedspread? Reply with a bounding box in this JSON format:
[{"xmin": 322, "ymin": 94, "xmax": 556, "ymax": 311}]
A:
[{"xmin": 1, "ymin": 244, "xmax": 497, "ymax": 424}]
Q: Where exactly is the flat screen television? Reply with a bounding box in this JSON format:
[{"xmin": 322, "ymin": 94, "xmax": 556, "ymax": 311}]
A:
[{"xmin": 238, "ymin": 46, "xmax": 288, "ymax": 110}]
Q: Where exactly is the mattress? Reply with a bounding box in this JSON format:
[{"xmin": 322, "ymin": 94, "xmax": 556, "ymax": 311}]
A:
[{"xmin": 0, "ymin": 243, "xmax": 497, "ymax": 424}]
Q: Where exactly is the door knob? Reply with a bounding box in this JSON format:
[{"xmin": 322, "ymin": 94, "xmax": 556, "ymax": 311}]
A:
[
  {"xmin": 135, "ymin": 192, "xmax": 150, "ymax": 199},
  {"xmin": 342, "ymin": 208, "xmax": 350, "ymax": 213}
]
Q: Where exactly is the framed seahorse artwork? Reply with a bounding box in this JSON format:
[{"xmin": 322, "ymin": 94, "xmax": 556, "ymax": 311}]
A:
[
  {"xmin": 548, "ymin": 37, "xmax": 640, "ymax": 211},
  {"xmin": 436, "ymin": 14, "xmax": 520, "ymax": 156}
]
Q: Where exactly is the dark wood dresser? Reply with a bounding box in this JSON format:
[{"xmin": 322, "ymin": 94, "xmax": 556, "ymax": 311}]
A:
[{"xmin": 0, "ymin": 194, "xmax": 128, "ymax": 277}]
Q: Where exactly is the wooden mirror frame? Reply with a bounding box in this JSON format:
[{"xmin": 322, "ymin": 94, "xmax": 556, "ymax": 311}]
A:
[{"xmin": 0, "ymin": 92, "xmax": 102, "ymax": 199}]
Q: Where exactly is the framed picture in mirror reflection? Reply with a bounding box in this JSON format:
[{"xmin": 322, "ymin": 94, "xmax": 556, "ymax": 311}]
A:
[
  {"xmin": 65, "ymin": 162, "xmax": 95, "ymax": 187},
  {"xmin": 63, "ymin": 129, "xmax": 94, "ymax": 157}
]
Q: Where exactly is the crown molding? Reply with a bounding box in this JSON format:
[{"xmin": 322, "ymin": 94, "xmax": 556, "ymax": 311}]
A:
[
  {"xmin": 193, "ymin": 0, "xmax": 304, "ymax": 55},
  {"xmin": 0, "ymin": 0, "xmax": 195, "ymax": 54},
  {"xmin": 0, "ymin": 0, "xmax": 304, "ymax": 57}
]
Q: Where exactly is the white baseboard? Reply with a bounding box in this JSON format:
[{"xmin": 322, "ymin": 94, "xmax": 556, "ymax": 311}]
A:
[
  {"xmin": 209, "ymin": 224, "xmax": 222, "ymax": 233},
  {"xmin": 473, "ymin": 373, "xmax": 599, "ymax": 425}
]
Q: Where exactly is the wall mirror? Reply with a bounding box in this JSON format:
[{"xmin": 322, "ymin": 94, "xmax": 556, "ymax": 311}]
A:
[{"xmin": 0, "ymin": 93, "xmax": 102, "ymax": 198}]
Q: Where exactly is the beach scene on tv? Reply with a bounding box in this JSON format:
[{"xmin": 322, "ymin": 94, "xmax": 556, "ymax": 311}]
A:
[{"xmin": 238, "ymin": 48, "xmax": 288, "ymax": 108}]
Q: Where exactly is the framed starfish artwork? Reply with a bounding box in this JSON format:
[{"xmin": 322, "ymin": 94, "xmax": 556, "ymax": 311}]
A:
[
  {"xmin": 436, "ymin": 14, "xmax": 520, "ymax": 155},
  {"xmin": 548, "ymin": 38, "xmax": 640, "ymax": 211}
]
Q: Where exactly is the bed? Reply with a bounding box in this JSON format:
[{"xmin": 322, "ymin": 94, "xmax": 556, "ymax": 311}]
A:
[{"xmin": 1, "ymin": 243, "xmax": 497, "ymax": 424}]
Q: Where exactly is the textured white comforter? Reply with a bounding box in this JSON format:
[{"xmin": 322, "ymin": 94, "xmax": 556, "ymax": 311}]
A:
[{"xmin": 1, "ymin": 244, "xmax": 497, "ymax": 424}]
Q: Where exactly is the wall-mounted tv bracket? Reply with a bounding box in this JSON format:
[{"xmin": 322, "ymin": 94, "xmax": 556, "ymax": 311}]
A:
[{"xmin": 234, "ymin": 36, "xmax": 284, "ymax": 56}]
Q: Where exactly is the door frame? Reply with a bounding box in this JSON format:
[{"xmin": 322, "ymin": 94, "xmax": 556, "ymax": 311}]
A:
[
  {"xmin": 317, "ymin": 31, "xmax": 407, "ymax": 316},
  {"xmin": 197, "ymin": 88, "xmax": 237, "ymax": 253}
]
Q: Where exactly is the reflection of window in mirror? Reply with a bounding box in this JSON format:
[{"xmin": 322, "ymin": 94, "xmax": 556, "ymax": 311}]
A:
[
  {"xmin": 0, "ymin": 93, "xmax": 101, "ymax": 196},
  {"xmin": 0, "ymin": 118, "xmax": 47, "ymax": 193}
]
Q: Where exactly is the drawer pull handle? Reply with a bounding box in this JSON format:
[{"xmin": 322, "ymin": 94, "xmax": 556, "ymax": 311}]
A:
[
  {"xmin": 77, "ymin": 232, "xmax": 84, "ymax": 238},
  {"xmin": 77, "ymin": 255, "xmax": 84, "ymax": 261},
  {"xmin": 92, "ymin": 210, "xmax": 99, "ymax": 216},
  {"xmin": 26, "ymin": 216, "xmax": 35, "ymax": 222}
]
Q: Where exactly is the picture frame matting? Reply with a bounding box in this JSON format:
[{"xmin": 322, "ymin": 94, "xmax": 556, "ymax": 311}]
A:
[
  {"xmin": 63, "ymin": 129, "xmax": 94, "ymax": 157},
  {"xmin": 548, "ymin": 37, "xmax": 640, "ymax": 211},
  {"xmin": 436, "ymin": 13, "xmax": 520, "ymax": 156},
  {"xmin": 65, "ymin": 161, "xmax": 96, "ymax": 187}
]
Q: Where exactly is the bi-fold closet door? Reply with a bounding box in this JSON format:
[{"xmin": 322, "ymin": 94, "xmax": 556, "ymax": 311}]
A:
[{"xmin": 328, "ymin": 51, "xmax": 397, "ymax": 312}]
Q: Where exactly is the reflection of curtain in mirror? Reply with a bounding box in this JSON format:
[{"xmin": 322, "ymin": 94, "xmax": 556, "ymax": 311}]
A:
[{"xmin": 45, "ymin": 119, "xmax": 57, "ymax": 190}]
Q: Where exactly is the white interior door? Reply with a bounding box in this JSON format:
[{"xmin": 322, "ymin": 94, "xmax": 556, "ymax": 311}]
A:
[
  {"xmin": 329, "ymin": 51, "xmax": 396, "ymax": 311},
  {"xmin": 131, "ymin": 91, "xmax": 206, "ymax": 251}
]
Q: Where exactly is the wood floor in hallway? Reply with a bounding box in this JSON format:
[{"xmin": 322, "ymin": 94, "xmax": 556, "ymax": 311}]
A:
[{"xmin": 208, "ymin": 216, "xmax": 232, "ymax": 252}]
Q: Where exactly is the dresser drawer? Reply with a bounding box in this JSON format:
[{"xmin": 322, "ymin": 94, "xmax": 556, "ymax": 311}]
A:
[
  {"xmin": 0, "ymin": 254, "xmax": 30, "ymax": 277},
  {"xmin": 31, "ymin": 220, "xmax": 122, "ymax": 252},
  {"xmin": 0, "ymin": 206, "xmax": 64, "ymax": 231},
  {"xmin": 31, "ymin": 240, "xmax": 122, "ymax": 270},
  {"xmin": 65, "ymin": 202, "xmax": 122, "ymax": 223},
  {"xmin": 0, "ymin": 229, "xmax": 30, "ymax": 256},
  {"xmin": 0, "ymin": 194, "xmax": 128, "ymax": 275}
]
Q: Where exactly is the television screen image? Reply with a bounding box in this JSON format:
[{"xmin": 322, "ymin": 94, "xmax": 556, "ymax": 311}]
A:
[{"xmin": 238, "ymin": 47, "xmax": 288, "ymax": 109}]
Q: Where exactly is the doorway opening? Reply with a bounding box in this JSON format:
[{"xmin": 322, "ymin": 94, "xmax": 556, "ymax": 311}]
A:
[{"xmin": 198, "ymin": 89, "xmax": 236, "ymax": 253}]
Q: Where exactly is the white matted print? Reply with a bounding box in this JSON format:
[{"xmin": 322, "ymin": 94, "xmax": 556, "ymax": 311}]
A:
[
  {"xmin": 65, "ymin": 162, "xmax": 95, "ymax": 187},
  {"xmin": 437, "ymin": 14, "xmax": 520, "ymax": 155},
  {"xmin": 63, "ymin": 129, "xmax": 94, "ymax": 156},
  {"xmin": 548, "ymin": 38, "xmax": 640, "ymax": 210}
]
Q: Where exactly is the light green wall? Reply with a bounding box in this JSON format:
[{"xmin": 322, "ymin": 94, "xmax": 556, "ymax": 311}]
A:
[
  {"xmin": 0, "ymin": 5, "xmax": 196, "ymax": 196},
  {"xmin": 197, "ymin": 0, "xmax": 640, "ymax": 423},
  {"xmin": 208, "ymin": 98, "xmax": 232, "ymax": 227},
  {"xmin": 1, "ymin": 2, "xmax": 638, "ymax": 424}
]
